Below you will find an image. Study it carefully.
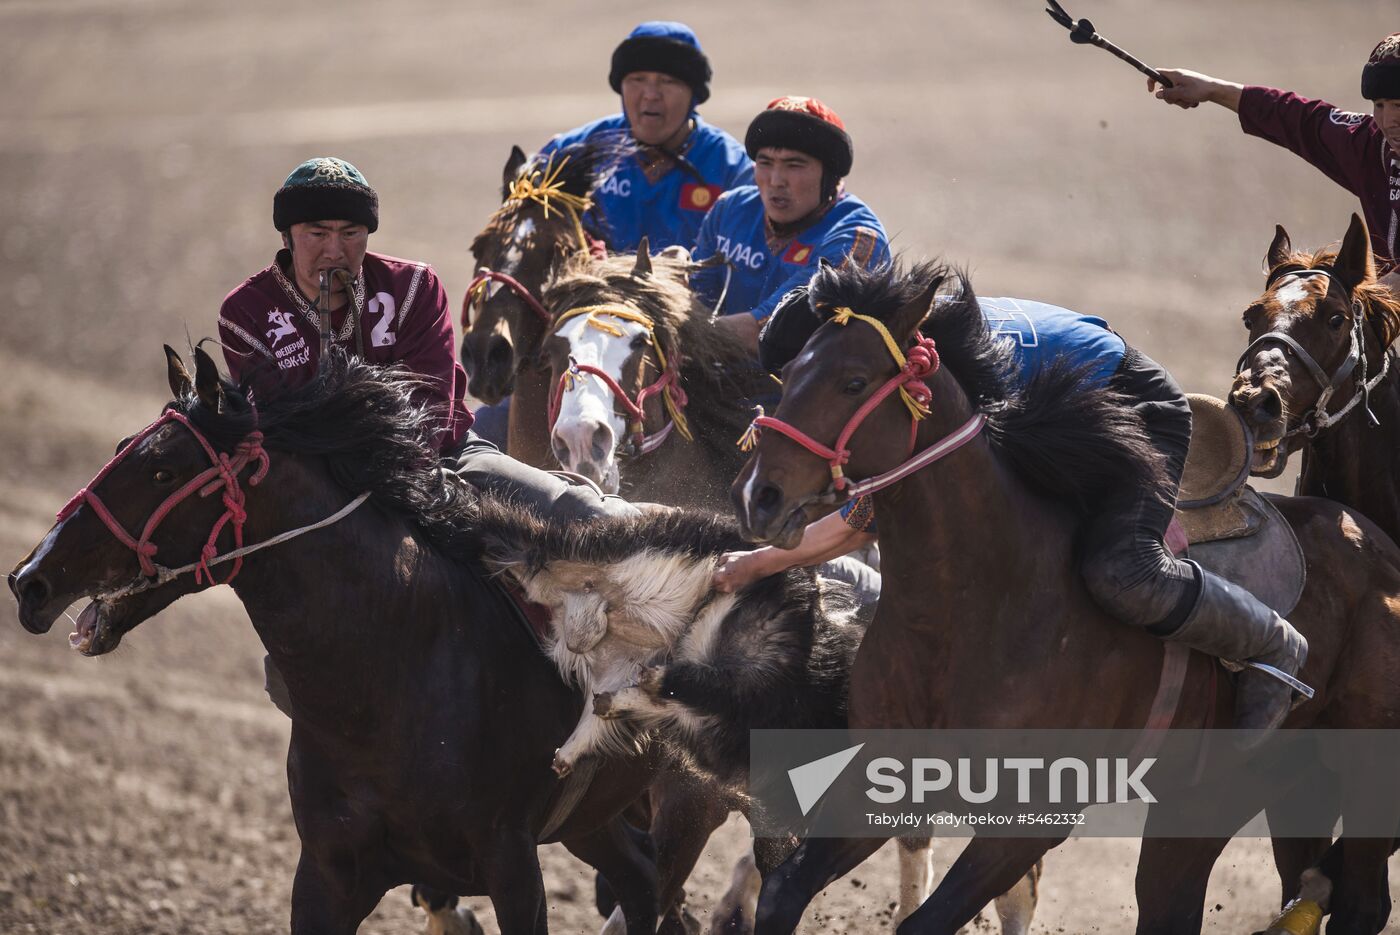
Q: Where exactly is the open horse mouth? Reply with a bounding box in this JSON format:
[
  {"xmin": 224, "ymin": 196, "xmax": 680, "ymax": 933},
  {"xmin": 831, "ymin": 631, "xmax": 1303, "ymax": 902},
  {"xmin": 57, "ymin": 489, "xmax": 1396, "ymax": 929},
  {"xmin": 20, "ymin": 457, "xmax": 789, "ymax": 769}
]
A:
[
  {"xmin": 1250, "ymin": 435, "xmax": 1290, "ymax": 479},
  {"xmin": 66, "ymin": 598, "xmax": 128, "ymax": 656}
]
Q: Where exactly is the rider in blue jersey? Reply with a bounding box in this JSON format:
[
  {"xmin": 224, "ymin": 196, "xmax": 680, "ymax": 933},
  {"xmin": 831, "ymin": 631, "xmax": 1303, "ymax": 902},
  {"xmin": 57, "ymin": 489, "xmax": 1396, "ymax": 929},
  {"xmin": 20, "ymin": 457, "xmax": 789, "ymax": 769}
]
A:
[
  {"xmin": 693, "ymin": 96, "xmax": 890, "ymax": 354},
  {"xmin": 537, "ymin": 21, "xmax": 752, "ymax": 253},
  {"xmin": 716, "ymin": 280, "xmax": 1310, "ymax": 746}
]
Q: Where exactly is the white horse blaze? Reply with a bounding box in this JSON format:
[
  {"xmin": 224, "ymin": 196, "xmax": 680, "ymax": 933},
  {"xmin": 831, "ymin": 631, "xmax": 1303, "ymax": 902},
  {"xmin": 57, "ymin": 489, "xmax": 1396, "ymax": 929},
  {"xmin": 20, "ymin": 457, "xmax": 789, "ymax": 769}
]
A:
[{"xmin": 551, "ymin": 315, "xmax": 648, "ymax": 491}]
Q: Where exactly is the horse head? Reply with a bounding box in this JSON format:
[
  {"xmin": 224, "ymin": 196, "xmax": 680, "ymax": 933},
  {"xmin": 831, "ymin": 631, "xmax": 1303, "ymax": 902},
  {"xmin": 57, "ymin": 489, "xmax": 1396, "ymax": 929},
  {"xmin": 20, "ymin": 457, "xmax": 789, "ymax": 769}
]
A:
[
  {"xmin": 9, "ymin": 346, "xmax": 263, "ymax": 654},
  {"xmin": 539, "ymin": 241, "xmax": 698, "ymax": 492},
  {"xmin": 732, "ymin": 261, "xmax": 944, "ymax": 548},
  {"xmin": 462, "ymin": 143, "xmax": 609, "ymax": 404},
  {"xmin": 1230, "ymin": 215, "xmax": 1400, "ymax": 477}
]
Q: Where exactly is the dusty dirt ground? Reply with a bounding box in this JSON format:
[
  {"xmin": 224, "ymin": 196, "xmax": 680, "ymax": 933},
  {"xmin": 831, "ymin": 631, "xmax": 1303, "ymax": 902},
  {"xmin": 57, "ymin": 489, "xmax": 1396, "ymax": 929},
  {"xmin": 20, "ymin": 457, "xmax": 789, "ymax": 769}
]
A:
[{"xmin": 2, "ymin": 0, "xmax": 1398, "ymax": 932}]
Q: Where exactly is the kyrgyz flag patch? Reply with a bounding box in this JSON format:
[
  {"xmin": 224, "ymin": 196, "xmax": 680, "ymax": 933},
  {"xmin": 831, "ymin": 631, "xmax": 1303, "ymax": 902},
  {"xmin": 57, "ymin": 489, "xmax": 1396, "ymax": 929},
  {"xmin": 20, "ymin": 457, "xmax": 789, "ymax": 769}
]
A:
[
  {"xmin": 782, "ymin": 241, "xmax": 815, "ymax": 265},
  {"xmin": 680, "ymin": 183, "xmax": 724, "ymax": 211}
]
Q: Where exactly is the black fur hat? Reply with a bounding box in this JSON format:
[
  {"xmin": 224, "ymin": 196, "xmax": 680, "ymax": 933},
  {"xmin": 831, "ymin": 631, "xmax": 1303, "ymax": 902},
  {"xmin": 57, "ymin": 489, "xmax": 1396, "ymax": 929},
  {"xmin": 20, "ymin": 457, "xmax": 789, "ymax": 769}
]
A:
[
  {"xmin": 745, "ymin": 96, "xmax": 854, "ymax": 178},
  {"xmin": 608, "ymin": 22, "xmax": 712, "ymax": 106}
]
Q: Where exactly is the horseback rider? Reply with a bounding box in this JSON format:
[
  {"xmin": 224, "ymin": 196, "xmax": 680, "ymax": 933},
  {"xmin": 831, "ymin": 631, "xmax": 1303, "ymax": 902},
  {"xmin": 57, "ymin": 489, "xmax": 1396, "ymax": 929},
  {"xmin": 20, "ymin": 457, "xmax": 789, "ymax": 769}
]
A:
[
  {"xmin": 724, "ymin": 283, "xmax": 1311, "ymax": 745},
  {"xmin": 220, "ymin": 158, "xmax": 638, "ymax": 711},
  {"xmin": 692, "ymin": 96, "xmax": 891, "ymax": 354},
  {"xmin": 537, "ymin": 21, "xmax": 753, "ymax": 253},
  {"xmin": 1147, "ymin": 32, "xmax": 1400, "ymax": 279}
]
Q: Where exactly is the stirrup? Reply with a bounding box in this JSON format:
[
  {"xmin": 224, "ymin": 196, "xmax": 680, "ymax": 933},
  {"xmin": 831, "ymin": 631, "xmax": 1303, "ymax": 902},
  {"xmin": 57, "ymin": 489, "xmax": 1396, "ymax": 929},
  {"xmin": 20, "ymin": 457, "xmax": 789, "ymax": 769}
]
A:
[{"xmin": 1242, "ymin": 660, "xmax": 1316, "ymax": 700}]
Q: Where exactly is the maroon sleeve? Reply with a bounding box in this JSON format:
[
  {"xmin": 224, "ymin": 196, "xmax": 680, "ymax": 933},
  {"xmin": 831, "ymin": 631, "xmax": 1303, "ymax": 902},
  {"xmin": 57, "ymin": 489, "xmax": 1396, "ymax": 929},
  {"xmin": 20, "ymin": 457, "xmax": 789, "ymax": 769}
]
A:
[
  {"xmin": 216, "ymin": 289, "xmax": 275, "ymax": 395},
  {"xmin": 392, "ymin": 268, "xmax": 472, "ymax": 450},
  {"xmin": 1237, "ymin": 86, "xmax": 1374, "ymax": 196}
]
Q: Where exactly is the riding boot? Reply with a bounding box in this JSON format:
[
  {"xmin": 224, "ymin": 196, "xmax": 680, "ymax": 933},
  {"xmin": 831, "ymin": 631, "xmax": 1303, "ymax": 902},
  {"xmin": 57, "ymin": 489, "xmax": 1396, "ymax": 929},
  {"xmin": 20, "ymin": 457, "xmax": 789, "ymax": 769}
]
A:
[{"xmin": 1161, "ymin": 564, "xmax": 1309, "ymax": 749}]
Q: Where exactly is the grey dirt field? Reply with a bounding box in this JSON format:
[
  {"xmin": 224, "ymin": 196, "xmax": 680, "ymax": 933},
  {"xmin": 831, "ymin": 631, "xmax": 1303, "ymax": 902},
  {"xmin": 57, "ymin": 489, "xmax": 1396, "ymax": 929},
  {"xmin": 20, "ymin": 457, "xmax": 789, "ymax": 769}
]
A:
[{"xmin": 1, "ymin": 1, "xmax": 1396, "ymax": 932}]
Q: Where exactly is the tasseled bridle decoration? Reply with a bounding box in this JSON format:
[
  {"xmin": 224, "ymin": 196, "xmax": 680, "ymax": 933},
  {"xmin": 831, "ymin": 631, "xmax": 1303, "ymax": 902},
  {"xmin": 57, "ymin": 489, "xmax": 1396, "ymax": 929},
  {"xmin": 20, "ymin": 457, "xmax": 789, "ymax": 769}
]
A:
[
  {"xmin": 740, "ymin": 305, "xmax": 970, "ymax": 496},
  {"xmin": 547, "ymin": 304, "xmax": 693, "ymax": 455}
]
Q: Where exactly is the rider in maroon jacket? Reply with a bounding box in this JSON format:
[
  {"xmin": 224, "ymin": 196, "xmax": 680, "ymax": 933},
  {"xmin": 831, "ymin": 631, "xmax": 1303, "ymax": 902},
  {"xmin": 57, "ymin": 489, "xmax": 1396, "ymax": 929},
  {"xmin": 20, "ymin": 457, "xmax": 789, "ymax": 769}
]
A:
[{"xmin": 1148, "ymin": 33, "xmax": 1400, "ymax": 277}]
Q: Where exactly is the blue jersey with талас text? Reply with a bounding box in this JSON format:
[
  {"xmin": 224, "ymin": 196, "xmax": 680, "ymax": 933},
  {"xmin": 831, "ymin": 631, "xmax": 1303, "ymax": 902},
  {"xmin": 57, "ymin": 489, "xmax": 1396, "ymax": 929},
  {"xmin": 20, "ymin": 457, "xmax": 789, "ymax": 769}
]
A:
[
  {"xmin": 691, "ymin": 185, "xmax": 890, "ymax": 322},
  {"xmin": 539, "ymin": 113, "xmax": 752, "ymax": 253}
]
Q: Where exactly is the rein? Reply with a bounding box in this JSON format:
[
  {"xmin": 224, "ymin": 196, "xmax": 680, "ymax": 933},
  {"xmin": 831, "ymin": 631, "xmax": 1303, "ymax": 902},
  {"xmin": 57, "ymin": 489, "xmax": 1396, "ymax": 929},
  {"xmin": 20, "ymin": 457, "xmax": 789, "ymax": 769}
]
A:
[
  {"xmin": 547, "ymin": 304, "xmax": 693, "ymax": 457},
  {"xmin": 57, "ymin": 407, "xmax": 369, "ymax": 601},
  {"xmin": 461, "ymin": 268, "xmax": 553, "ymax": 330},
  {"xmin": 738, "ymin": 306, "xmax": 984, "ymax": 498},
  {"xmin": 1237, "ymin": 267, "xmax": 1390, "ymax": 438}
]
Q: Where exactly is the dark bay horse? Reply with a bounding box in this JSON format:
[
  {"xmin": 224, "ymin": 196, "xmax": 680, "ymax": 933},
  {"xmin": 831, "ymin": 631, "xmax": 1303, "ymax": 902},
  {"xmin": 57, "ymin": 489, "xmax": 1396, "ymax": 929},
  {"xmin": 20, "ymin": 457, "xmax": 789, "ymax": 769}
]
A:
[
  {"xmin": 731, "ymin": 261, "xmax": 1400, "ymax": 935},
  {"xmin": 538, "ymin": 244, "xmax": 777, "ymax": 512},
  {"xmin": 8, "ymin": 347, "xmax": 680, "ymax": 934},
  {"xmin": 1229, "ymin": 214, "xmax": 1400, "ymax": 926},
  {"xmin": 463, "ymin": 143, "xmax": 609, "ymax": 468}
]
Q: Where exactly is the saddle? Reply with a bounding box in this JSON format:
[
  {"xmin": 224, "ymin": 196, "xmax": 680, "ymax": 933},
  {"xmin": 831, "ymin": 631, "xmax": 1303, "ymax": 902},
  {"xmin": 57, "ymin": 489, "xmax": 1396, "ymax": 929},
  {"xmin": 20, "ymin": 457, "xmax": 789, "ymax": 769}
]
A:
[{"xmin": 1170, "ymin": 394, "xmax": 1305, "ymax": 617}]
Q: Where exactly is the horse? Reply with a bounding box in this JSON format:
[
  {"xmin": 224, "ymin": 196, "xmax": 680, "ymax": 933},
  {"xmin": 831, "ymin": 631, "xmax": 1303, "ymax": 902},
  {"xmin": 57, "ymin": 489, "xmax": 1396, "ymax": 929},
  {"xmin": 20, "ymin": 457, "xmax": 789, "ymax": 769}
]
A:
[
  {"xmin": 730, "ymin": 260, "xmax": 1400, "ymax": 935},
  {"xmin": 462, "ymin": 143, "xmax": 609, "ymax": 468},
  {"xmin": 1229, "ymin": 214, "xmax": 1400, "ymax": 928},
  {"xmin": 538, "ymin": 244, "xmax": 778, "ymax": 512},
  {"xmin": 7, "ymin": 346, "xmax": 701, "ymax": 935}
]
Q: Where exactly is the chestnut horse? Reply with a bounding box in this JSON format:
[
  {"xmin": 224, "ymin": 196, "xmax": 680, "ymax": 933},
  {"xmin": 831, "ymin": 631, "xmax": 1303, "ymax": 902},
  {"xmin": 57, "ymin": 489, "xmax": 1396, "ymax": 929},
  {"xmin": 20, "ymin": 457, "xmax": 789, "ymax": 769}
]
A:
[
  {"xmin": 1230, "ymin": 214, "xmax": 1400, "ymax": 923},
  {"xmin": 732, "ymin": 261, "xmax": 1400, "ymax": 934},
  {"xmin": 538, "ymin": 244, "xmax": 778, "ymax": 511},
  {"xmin": 8, "ymin": 347, "xmax": 692, "ymax": 935},
  {"xmin": 462, "ymin": 143, "xmax": 608, "ymax": 468}
]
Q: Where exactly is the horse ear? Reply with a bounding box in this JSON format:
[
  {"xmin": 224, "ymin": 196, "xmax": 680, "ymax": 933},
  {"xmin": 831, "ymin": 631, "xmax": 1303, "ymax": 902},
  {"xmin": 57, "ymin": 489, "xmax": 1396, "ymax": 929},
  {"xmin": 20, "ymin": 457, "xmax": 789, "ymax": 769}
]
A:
[
  {"xmin": 165, "ymin": 345, "xmax": 193, "ymax": 399},
  {"xmin": 1266, "ymin": 225, "xmax": 1292, "ymax": 271},
  {"xmin": 1335, "ymin": 213, "xmax": 1375, "ymax": 289},
  {"xmin": 892, "ymin": 273, "xmax": 946, "ymax": 342},
  {"xmin": 504, "ymin": 145, "xmax": 527, "ymax": 188},
  {"xmin": 632, "ymin": 237, "xmax": 653, "ymax": 279},
  {"xmin": 817, "ymin": 257, "xmax": 834, "ymax": 271},
  {"xmin": 192, "ymin": 345, "xmax": 225, "ymax": 412}
]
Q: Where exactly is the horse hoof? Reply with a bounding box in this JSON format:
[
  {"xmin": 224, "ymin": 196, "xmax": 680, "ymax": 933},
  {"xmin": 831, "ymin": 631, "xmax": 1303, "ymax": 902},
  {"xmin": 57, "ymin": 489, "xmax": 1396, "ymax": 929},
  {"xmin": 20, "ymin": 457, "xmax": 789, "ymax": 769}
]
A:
[
  {"xmin": 552, "ymin": 751, "xmax": 573, "ymax": 778},
  {"xmin": 593, "ymin": 691, "xmax": 615, "ymax": 717}
]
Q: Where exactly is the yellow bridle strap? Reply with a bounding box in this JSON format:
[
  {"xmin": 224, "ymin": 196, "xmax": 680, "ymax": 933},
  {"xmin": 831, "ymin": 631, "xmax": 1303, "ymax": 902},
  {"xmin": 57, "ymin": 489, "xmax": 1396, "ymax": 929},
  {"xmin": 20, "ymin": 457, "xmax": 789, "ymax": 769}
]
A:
[
  {"xmin": 552, "ymin": 304, "xmax": 693, "ymax": 442},
  {"xmin": 829, "ymin": 307, "xmax": 931, "ymax": 421},
  {"xmin": 506, "ymin": 153, "xmax": 593, "ymax": 253}
]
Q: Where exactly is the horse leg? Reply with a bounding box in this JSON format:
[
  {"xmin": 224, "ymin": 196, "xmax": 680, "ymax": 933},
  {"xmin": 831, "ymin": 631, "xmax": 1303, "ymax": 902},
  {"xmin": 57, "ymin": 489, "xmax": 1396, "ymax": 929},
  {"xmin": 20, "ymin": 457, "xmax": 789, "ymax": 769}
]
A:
[
  {"xmin": 895, "ymin": 835, "xmax": 1064, "ymax": 935},
  {"xmin": 1265, "ymin": 772, "xmax": 1337, "ymax": 905},
  {"xmin": 754, "ymin": 835, "xmax": 886, "ymax": 935},
  {"xmin": 1318, "ymin": 759, "xmax": 1400, "ymax": 935},
  {"xmin": 563, "ymin": 814, "xmax": 660, "ymax": 935},
  {"xmin": 711, "ymin": 850, "xmax": 762, "ymax": 935},
  {"xmin": 894, "ymin": 837, "xmax": 934, "ymax": 927},
  {"xmin": 647, "ymin": 772, "xmax": 728, "ymax": 935},
  {"xmin": 289, "ymin": 851, "xmax": 383, "ymax": 935},
  {"xmin": 485, "ymin": 827, "xmax": 549, "ymax": 935},
  {"xmin": 992, "ymin": 858, "xmax": 1041, "ymax": 935}
]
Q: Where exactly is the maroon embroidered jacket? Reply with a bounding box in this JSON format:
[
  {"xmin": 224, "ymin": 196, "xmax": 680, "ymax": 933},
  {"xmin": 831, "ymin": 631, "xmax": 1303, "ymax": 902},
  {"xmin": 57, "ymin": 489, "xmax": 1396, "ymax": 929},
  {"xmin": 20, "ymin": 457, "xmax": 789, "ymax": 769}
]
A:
[
  {"xmin": 1238, "ymin": 86, "xmax": 1400, "ymax": 267},
  {"xmin": 217, "ymin": 250, "xmax": 472, "ymax": 450}
]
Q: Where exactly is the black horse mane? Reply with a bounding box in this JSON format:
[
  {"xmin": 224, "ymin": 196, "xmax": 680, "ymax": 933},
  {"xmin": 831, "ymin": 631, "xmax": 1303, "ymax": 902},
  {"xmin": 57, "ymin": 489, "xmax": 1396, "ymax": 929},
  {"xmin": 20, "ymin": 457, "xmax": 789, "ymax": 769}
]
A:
[
  {"xmin": 807, "ymin": 260, "xmax": 1170, "ymax": 514},
  {"xmin": 179, "ymin": 353, "xmax": 486, "ymax": 561}
]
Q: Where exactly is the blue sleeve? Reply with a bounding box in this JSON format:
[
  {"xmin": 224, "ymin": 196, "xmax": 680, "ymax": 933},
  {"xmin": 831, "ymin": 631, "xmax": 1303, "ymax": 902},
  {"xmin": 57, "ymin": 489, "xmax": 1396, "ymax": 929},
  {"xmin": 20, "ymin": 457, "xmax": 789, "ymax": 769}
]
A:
[
  {"xmin": 748, "ymin": 227, "xmax": 888, "ymax": 322},
  {"xmin": 690, "ymin": 200, "xmax": 726, "ymax": 308}
]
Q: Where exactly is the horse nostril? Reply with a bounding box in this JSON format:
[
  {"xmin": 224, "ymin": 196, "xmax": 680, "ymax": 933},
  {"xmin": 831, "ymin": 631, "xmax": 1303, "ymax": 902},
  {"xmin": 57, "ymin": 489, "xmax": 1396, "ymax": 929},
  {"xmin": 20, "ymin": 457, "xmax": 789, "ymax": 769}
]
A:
[
  {"xmin": 486, "ymin": 336, "xmax": 512, "ymax": 369},
  {"xmin": 1257, "ymin": 390, "xmax": 1283, "ymax": 423},
  {"xmin": 590, "ymin": 424, "xmax": 613, "ymax": 463},
  {"xmin": 12, "ymin": 569, "xmax": 50, "ymax": 607},
  {"xmin": 753, "ymin": 483, "xmax": 782, "ymax": 514}
]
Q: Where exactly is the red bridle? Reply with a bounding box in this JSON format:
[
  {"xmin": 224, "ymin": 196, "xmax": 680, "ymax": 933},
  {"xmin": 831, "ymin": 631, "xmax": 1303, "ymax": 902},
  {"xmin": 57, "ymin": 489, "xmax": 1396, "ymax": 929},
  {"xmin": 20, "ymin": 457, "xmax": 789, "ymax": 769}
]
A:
[
  {"xmin": 57, "ymin": 409, "xmax": 270, "ymax": 588},
  {"xmin": 460, "ymin": 268, "xmax": 553, "ymax": 330},
  {"xmin": 739, "ymin": 306, "xmax": 984, "ymax": 497},
  {"xmin": 546, "ymin": 304, "xmax": 693, "ymax": 457}
]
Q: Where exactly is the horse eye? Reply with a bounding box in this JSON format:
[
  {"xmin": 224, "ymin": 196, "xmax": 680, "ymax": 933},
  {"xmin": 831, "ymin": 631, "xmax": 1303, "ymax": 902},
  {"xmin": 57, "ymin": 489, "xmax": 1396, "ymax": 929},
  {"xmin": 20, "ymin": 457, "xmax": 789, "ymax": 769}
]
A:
[
  {"xmin": 153, "ymin": 469, "xmax": 175, "ymax": 484},
  {"xmin": 843, "ymin": 377, "xmax": 868, "ymax": 395},
  {"xmin": 1328, "ymin": 314, "xmax": 1346, "ymax": 330},
  {"xmin": 582, "ymin": 580, "xmax": 594, "ymax": 593},
  {"xmin": 629, "ymin": 334, "xmax": 648, "ymax": 350}
]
